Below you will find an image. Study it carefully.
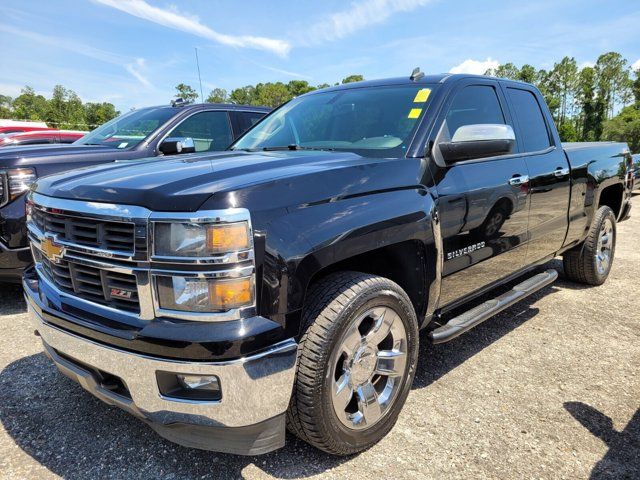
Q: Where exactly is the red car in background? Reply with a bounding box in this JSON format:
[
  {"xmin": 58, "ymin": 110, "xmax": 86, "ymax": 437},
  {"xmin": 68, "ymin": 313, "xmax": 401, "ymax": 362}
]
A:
[
  {"xmin": 0, "ymin": 129, "xmax": 86, "ymax": 147},
  {"xmin": 0, "ymin": 121, "xmax": 50, "ymax": 135}
]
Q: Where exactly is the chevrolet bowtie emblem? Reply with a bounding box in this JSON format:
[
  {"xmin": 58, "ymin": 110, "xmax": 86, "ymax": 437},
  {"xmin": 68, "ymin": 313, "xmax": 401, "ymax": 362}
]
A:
[{"xmin": 42, "ymin": 237, "xmax": 65, "ymax": 264}]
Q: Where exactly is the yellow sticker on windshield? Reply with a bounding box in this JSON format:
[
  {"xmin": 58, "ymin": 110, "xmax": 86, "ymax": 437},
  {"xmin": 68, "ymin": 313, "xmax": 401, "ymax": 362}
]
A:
[
  {"xmin": 408, "ymin": 108, "xmax": 422, "ymax": 119},
  {"xmin": 413, "ymin": 88, "xmax": 431, "ymax": 103}
]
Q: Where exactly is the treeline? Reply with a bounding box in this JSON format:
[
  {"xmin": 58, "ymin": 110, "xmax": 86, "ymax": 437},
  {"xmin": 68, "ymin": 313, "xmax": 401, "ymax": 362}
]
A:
[
  {"xmin": 0, "ymin": 86, "xmax": 119, "ymax": 130},
  {"xmin": 485, "ymin": 52, "xmax": 640, "ymax": 151},
  {"xmin": 175, "ymin": 74, "xmax": 365, "ymax": 108}
]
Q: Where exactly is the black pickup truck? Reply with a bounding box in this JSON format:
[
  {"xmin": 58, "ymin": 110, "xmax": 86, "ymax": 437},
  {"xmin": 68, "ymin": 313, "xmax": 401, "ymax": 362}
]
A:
[
  {"xmin": 0, "ymin": 102, "xmax": 269, "ymax": 282},
  {"xmin": 23, "ymin": 73, "xmax": 633, "ymax": 456}
]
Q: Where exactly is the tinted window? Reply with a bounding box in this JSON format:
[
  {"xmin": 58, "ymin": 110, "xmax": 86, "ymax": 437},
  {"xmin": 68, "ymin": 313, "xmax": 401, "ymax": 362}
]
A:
[
  {"xmin": 236, "ymin": 111, "xmax": 265, "ymax": 135},
  {"xmin": 168, "ymin": 111, "xmax": 233, "ymax": 152},
  {"xmin": 442, "ymin": 85, "xmax": 505, "ymax": 141},
  {"xmin": 232, "ymin": 85, "xmax": 438, "ymax": 157},
  {"xmin": 507, "ymin": 88, "xmax": 551, "ymax": 152}
]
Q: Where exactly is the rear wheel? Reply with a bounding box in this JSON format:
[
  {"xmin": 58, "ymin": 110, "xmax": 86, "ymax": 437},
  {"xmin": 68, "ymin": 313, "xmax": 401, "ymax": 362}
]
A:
[
  {"xmin": 287, "ymin": 272, "xmax": 419, "ymax": 455},
  {"xmin": 563, "ymin": 206, "xmax": 616, "ymax": 285}
]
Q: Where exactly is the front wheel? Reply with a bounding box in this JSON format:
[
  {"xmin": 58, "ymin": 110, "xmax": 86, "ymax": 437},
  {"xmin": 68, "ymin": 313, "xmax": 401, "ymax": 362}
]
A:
[
  {"xmin": 287, "ymin": 272, "xmax": 419, "ymax": 455},
  {"xmin": 563, "ymin": 206, "xmax": 617, "ymax": 285}
]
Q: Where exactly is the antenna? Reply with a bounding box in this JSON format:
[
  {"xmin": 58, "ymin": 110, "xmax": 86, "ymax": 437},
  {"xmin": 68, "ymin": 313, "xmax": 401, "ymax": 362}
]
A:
[
  {"xmin": 410, "ymin": 67, "xmax": 424, "ymax": 81},
  {"xmin": 195, "ymin": 47, "xmax": 204, "ymax": 103}
]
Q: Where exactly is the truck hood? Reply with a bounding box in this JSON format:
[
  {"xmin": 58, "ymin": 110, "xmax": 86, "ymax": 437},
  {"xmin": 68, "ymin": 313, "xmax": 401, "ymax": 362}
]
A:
[
  {"xmin": 34, "ymin": 150, "xmax": 423, "ymax": 212},
  {"xmin": 0, "ymin": 143, "xmax": 115, "ymax": 161}
]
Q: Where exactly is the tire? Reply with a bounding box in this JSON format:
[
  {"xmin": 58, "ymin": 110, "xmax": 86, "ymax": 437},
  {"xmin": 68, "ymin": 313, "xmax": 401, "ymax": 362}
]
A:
[
  {"xmin": 563, "ymin": 206, "xmax": 617, "ymax": 285},
  {"xmin": 287, "ymin": 271, "xmax": 419, "ymax": 455}
]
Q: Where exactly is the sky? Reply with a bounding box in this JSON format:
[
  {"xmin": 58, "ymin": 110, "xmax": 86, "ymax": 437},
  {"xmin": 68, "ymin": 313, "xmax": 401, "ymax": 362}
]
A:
[{"xmin": 1, "ymin": 0, "xmax": 639, "ymax": 111}]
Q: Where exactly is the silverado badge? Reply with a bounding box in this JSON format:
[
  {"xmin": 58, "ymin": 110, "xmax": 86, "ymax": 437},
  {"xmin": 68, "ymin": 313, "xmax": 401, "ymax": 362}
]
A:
[{"xmin": 41, "ymin": 237, "xmax": 65, "ymax": 264}]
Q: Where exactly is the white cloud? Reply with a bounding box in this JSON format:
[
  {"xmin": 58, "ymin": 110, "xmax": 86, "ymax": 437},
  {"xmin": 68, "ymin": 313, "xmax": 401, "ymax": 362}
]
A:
[
  {"xmin": 125, "ymin": 58, "xmax": 151, "ymax": 87},
  {"xmin": 94, "ymin": 0, "xmax": 290, "ymax": 57},
  {"xmin": 632, "ymin": 59, "xmax": 640, "ymax": 71},
  {"xmin": 449, "ymin": 58, "xmax": 500, "ymax": 75},
  {"xmin": 306, "ymin": 0, "xmax": 433, "ymax": 44},
  {"xmin": 0, "ymin": 23, "xmax": 152, "ymax": 87},
  {"xmin": 579, "ymin": 60, "xmax": 595, "ymax": 69}
]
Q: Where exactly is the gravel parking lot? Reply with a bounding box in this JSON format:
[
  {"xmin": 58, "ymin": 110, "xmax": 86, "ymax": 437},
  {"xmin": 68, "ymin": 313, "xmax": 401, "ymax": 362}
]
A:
[{"xmin": 1, "ymin": 196, "xmax": 638, "ymax": 480}]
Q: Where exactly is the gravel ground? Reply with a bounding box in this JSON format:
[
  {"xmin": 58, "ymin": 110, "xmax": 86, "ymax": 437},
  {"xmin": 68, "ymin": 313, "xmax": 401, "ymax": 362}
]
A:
[{"xmin": 1, "ymin": 196, "xmax": 638, "ymax": 480}]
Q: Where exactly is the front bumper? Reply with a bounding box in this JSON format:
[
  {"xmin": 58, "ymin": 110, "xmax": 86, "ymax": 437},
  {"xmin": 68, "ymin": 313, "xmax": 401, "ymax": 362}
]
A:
[{"xmin": 27, "ymin": 294, "xmax": 298, "ymax": 455}]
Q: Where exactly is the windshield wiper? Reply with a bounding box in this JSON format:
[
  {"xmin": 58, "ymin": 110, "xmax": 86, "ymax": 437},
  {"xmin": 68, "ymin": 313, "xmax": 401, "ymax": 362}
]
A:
[{"xmin": 261, "ymin": 144, "xmax": 334, "ymax": 152}]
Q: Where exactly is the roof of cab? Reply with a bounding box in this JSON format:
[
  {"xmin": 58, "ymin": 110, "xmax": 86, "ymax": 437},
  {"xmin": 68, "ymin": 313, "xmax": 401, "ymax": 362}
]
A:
[{"xmin": 305, "ymin": 73, "xmax": 537, "ymax": 95}]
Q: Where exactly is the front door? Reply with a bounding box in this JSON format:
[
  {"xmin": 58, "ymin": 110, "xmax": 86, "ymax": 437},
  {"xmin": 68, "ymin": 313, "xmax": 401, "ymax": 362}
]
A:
[{"xmin": 434, "ymin": 81, "xmax": 530, "ymax": 306}]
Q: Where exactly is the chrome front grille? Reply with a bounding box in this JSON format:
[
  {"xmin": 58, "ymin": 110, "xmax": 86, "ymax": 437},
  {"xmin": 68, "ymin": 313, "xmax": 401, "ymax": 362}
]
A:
[
  {"xmin": 0, "ymin": 172, "xmax": 6, "ymax": 207},
  {"xmin": 26, "ymin": 192, "xmax": 256, "ymax": 323},
  {"xmin": 31, "ymin": 207, "xmax": 135, "ymax": 253},
  {"xmin": 34, "ymin": 249, "xmax": 140, "ymax": 313}
]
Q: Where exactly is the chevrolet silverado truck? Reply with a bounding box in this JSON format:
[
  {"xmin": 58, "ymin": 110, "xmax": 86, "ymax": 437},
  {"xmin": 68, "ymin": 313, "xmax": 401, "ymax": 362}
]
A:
[
  {"xmin": 0, "ymin": 102, "xmax": 269, "ymax": 282},
  {"xmin": 24, "ymin": 73, "xmax": 633, "ymax": 456}
]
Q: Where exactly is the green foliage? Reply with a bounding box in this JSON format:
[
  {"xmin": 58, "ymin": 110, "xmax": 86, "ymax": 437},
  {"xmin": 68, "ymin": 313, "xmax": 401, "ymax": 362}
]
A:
[
  {"xmin": 602, "ymin": 105, "xmax": 640, "ymax": 153},
  {"xmin": 85, "ymin": 102, "xmax": 118, "ymax": 127},
  {"xmin": 0, "ymin": 85, "xmax": 118, "ymax": 129},
  {"xmin": 174, "ymin": 83, "xmax": 199, "ymax": 103},
  {"xmin": 488, "ymin": 53, "xmax": 637, "ymax": 145},
  {"xmin": 206, "ymin": 88, "xmax": 229, "ymax": 103},
  {"xmin": 341, "ymin": 74, "xmax": 364, "ymax": 84},
  {"xmin": 557, "ymin": 122, "xmax": 578, "ymax": 142}
]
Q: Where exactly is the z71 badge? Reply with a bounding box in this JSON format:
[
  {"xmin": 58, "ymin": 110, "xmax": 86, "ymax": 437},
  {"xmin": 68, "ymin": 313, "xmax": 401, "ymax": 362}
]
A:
[
  {"xmin": 446, "ymin": 242, "xmax": 486, "ymax": 261},
  {"xmin": 110, "ymin": 288, "xmax": 133, "ymax": 300}
]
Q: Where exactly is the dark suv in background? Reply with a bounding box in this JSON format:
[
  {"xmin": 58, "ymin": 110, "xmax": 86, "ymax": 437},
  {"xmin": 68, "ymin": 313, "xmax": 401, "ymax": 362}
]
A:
[{"xmin": 0, "ymin": 102, "xmax": 269, "ymax": 282}]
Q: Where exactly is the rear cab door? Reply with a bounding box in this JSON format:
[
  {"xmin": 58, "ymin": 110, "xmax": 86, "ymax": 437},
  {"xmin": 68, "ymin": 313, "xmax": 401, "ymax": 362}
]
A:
[
  {"xmin": 433, "ymin": 77, "xmax": 531, "ymax": 307},
  {"xmin": 500, "ymin": 82, "xmax": 571, "ymax": 263}
]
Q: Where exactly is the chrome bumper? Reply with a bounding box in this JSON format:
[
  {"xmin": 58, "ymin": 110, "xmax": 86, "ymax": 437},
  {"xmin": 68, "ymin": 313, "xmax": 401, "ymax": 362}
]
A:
[{"xmin": 27, "ymin": 303, "xmax": 298, "ymax": 454}]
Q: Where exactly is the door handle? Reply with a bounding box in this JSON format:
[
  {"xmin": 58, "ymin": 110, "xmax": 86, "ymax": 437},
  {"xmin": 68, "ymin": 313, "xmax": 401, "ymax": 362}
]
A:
[
  {"xmin": 509, "ymin": 174, "xmax": 530, "ymax": 186},
  {"xmin": 554, "ymin": 167, "xmax": 570, "ymax": 177}
]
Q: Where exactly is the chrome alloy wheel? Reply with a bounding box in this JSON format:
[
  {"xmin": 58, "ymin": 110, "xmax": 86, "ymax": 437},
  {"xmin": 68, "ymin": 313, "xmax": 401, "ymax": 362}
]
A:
[
  {"xmin": 329, "ymin": 306, "xmax": 408, "ymax": 430},
  {"xmin": 595, "ymin": 218, "xmax": 614, "ymax": 275}
]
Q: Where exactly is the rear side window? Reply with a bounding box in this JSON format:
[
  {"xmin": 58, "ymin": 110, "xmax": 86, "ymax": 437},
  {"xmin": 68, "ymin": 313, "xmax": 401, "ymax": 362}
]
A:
[
  {"xmin": 442, "ymin": 85, "xmax": 505, "ymax": 141},
  {"xmin": 236, "ymin": 111, "xmax": 265, "ymax": 135},
  {"xmin": 506, "ymin": 88, "xmax": 551, "ymax": 152}
]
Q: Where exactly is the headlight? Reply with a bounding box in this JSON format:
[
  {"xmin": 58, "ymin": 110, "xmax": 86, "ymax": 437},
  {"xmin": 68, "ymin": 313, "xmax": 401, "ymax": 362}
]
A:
[
  {"xmin": 7, "ymin": 168, "xmax": 36, "ymax": 201},
  {"xmin": 156, "ymin": 276, "xmax": 254, "ymax": 312},
  {"xmin": 154, "ymin": 221, "xmax": 251, "ymax": 258}
]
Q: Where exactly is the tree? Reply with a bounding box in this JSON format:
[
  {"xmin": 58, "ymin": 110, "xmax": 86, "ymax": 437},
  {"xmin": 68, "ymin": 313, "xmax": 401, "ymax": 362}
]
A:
[
  {"xmin": 12, "ymin": 86, "xmax": 48, "ymax": 121},
  {"xmin": 341, "ymin": 74, "xmax": 364, "ymax": 84},
  {"xmin": 85, "ymin": 102, "xmax": 118, "ymax": 128},
  {"xmin": 518, "ymin": 64, "xmax": 538, "ymax": 84},
  {"xmin": 0, "ymin": 94, "xmax": 12, "ymax": 118},
  {"xmin": 65, "ymin": 91, "xmax": 86, "ymax": 130},
  {"xmin": 174, "ymin": 83, "xmax": 199, "ymax": 103},
  {"xmin": 594, "ymin": 52, "xmax": 632, "ymax": 119},
  {"xmin": 552, "ymin": 57, "xmax": 579, "ymax": 124},
  {"xmin": 45, "ymin": 85, "xmax": 68, "ymax": 127},
  {"xmin": 602, "ymin": 104, "xmax": 640, "ymax": 153},
  {"xmin": 557, "ymin": 122, "xmax": 578, "ymax": 142},
  {"xmin": 254, "ymin": 82, "xmax": 291, "ymax": 107},
  {"xmin": 485, "ymin": 63, "xmax": 520, "ymax": 80},
  {"xmin": 287, "ymin": 80, "xmax": 315, "ymax": 97},
  {"xmin": 632, "ymin": 68, "xmax": 640, "ymax": 105},
  {"xmin": 206, "ymin": 88, "xmax": 229, "ymax": 103},
  {"xmin": 229, "ymin": 85, "xmax": 256, "ymax": 105},
  {"xmin": 576, "ymin": 66, "xmax": 604, "ymax": 141}
]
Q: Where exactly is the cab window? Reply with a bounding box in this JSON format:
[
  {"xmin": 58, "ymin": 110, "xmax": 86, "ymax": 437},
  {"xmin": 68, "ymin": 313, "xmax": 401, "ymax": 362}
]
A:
[
  {"xmin": 166, "ymin": 111, "xmax": 233, "ymax": 152},
  {"xmin": 440, "ymin": 85, "xmax": 506, "ymax": 142}
]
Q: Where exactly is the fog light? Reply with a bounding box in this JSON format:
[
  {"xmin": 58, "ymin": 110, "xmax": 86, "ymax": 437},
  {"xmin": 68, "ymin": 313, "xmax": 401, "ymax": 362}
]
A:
[
  {"xmin": 178, "ymin": 374, "xmax": 220, "ymax": 391},
  {"xmin": 156, "ymin": 371, "xmax": 222, "ymax": 401}
]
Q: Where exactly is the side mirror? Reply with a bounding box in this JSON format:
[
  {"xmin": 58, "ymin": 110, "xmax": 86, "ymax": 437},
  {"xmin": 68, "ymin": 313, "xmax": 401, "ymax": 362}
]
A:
[
  {"xmin": 159, "ymin": 137, "xmax": 196, "ymax": 155},
  {"xmin": 438, "ymin": 124, "xmax": 515, "ymax": 163}
]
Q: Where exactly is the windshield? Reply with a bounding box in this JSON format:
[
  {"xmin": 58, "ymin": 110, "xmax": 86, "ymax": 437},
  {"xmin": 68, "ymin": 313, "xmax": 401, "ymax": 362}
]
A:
[
  {"xmin": 231, "ymin": 84, "xmax": 437, "ymax": 157},
  {"xmin": 75, "ymin": 107, "xmax": 177, "ymax": 148}
]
